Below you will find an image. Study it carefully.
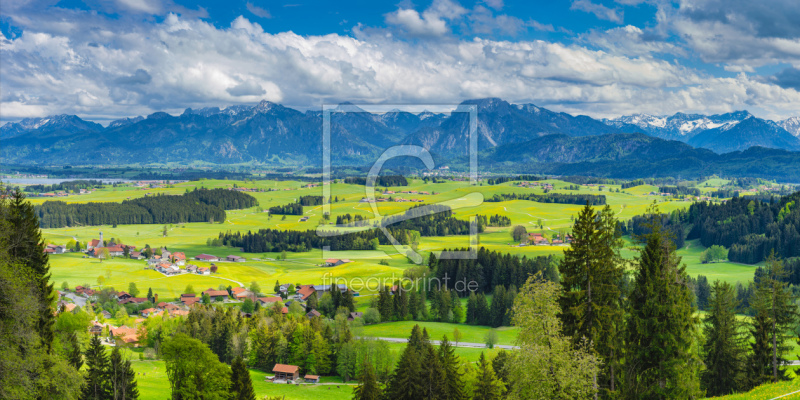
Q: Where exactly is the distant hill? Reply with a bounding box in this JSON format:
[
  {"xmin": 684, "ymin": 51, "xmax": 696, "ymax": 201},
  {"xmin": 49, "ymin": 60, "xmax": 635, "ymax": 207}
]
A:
[
  {"xmin": 2, "ymin": 98, "xmax": 799, "ymax": 175},
  {"xmin": 687, "ymin": 117, "xmax": 800, "ymax": 153}
]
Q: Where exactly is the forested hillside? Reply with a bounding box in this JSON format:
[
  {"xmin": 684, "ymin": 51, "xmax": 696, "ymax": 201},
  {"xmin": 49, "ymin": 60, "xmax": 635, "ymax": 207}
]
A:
[
  {"xmin": 685, "ymin": 192, "xmax": 800, "ymax": 263},
  {"xmin": 35, "ymin": 188, "xmax": 258, "ymax": 228}
]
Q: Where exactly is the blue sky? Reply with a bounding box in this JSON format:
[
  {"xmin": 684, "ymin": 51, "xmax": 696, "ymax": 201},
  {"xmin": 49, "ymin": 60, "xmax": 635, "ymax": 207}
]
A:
[{"xmin": 1, "ymin": 0, "xmax": 799, "ymax": 123}]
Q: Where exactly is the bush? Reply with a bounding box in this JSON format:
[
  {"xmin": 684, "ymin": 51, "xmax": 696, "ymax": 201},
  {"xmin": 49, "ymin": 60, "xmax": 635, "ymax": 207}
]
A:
[{"xmin": 363, "ymin": 308, "xmax": 381, "ymax": 324}]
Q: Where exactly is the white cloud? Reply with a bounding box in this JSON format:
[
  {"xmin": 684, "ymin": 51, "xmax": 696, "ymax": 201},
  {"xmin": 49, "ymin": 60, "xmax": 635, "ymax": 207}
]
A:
[
  {"xmin": 385, "ymin": 8, "xmax": 449, "ymax": 37},
  {"xmin": 246, "ymin": 2, "xmax": 272, "ymax": 19},
  {"xmin": 0, "ymin": 13, "xmax": 798, "ymax": 123},
  {"xmin": 570, "ymin": 0, "xmax": 624, "ymax": 24}
]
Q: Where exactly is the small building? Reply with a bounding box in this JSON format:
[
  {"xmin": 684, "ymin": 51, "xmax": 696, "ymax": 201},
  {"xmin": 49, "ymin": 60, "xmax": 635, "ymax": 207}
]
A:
[
  {"xmin": 129, "ymin": 251, "xmax": 144, "ymax": 260},
  {"xmin": 89, "ymin": 324, "xmax": 103, "ymax": 335},
  {"xmin": 197, "ymin": 267, "xmax": 210, "ymax": 275},
  {"xmin": 306, "ymin": 309, "xmax": 321, "ymax": 318},
  {"xmin": 101, "ymin": 310, "xmax": 112, "ymax": 319},
  {"xmin": 171, "ymin": 252, "xmax": 186, "ymax": 265},
  {"xmin": 347, "ymin": 312, "xmax": 364, "ymax": 321},
  {"xmin": 202, "ymin": 289, "xmax": 229, "ymax": 301},
  {"xmin": 257, "ymin": 297, "xmax": 282, "ymax": 306},
  {"xmin": 304, "ymin": 375, "xmax": 320, "ymax": 383},
  {"xmin": 272, "ymin": 364, "xmax": 299, "ymax": 381},
  {"xmin": 226, "ymin": 255, "xmax": 245, "ymax": 262},
  {"xmin": 195, "ymin": 254, "xmax": 219, "ymax": 262}
]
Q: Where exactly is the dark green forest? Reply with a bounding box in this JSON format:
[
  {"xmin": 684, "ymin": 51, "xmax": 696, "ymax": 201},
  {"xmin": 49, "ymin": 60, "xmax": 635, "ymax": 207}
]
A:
[
  {"xmin": 486, "ymin": 192, "xmax": 606, "ymax": 205},
  {"xmin": 35, "ymin": 188, "xmax": 258, "ymax": 228}
]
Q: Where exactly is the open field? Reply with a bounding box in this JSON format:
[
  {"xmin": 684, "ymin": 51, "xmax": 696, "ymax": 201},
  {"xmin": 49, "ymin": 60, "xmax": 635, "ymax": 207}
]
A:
[
  {"xmin": 711, "ymin": 379, "xmax": 800, "ymax": 400},
  {"xmin": 356, "ymin": 320, "xmax": 518, "ymax": 345}
]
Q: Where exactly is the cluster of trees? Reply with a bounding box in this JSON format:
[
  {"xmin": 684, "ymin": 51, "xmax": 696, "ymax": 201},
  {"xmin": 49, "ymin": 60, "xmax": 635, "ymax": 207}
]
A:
[
  {"xmin": 221, "ymin": 205, "xmax": 486, "ymax": 253},
  {"xmin": 0, "ymin": 189, "xmax": 131, "ymax": 398},
  {"xmin": 268, "ymin": 195, "xmax": 331, "ymax": 215},
  {"xmin": 621, "ymin": 179, "xmax": 645, "ymax": 189},
  {"xmin": 81, "ymin": 335, "xmax": 139, "ymax": 399},
  {"xmin": 268, "ymin": 202, "xmax": 303, "ymax": 215},
  {"xmin": 659, "ymin": 185, "xmax": 702, "ymax": 196},
  {"xmin": 685, "ymin": 192, "xmax": 800, "ymax": 263},
  {"xmin": 35, "ymin": 188, "xmax": 258, "ymax": 228},
  {"xmin": 486, "ymin": 193, "xmax": 606, "ymax": 205},
  {"xmin": 488, "ymin": 214, "xmax": 511, "ymax": 227},
  {"xmin": 558, "ymin": 202, "xmax": 800, "ymax": 398},
  {"xmin": 431, "ymin": 249, "xmax": 559, "ymax": 295},
  {"xmin": 298, "ymin": 195, "xmax": 324, "ymax": 206},
  {"xmin": 621, "ymin": 211, "xmax": 686, "ymax": 249},
  {"xmin": 218, "ymin": 228, "xmax": 386, "ymax": 252},
  {"xmin": 344, "ymin": 175, "xmax": 408, "ymax": 186},
  {"xmin": 25, "ymin": 179, "xmax": 105, "ymax": 193},
  {"xmin": 335, "ymin": 213, "xmax": 368, "ymax": 227},
  {"xmin": 485, "ymin": 175, "xmax": 544, "ymax": 185}
]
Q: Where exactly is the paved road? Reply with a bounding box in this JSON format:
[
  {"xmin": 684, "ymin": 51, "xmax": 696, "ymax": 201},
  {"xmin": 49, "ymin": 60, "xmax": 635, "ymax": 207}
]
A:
[
  {"xmin": 64, "ymin": 292, "xmax": 87, "ymax": 307},
  {"xmin": 358, "ymin": 336, "xmax": 519, "ymax": 350}
]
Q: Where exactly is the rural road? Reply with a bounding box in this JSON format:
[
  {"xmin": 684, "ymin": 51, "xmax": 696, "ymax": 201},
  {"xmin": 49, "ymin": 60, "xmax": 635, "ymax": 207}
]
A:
[
  {"xmin": 64, "ymin": 292, "xmax": 87, "ymax": 307},
  {"xmin": 358, "ymin": 336, "xmax": 519, "ymax": 350}
]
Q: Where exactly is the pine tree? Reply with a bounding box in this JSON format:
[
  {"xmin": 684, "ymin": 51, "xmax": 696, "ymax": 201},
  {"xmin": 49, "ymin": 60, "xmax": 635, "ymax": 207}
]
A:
[
  {"xmin": 752, "ymin": 251, "xmax": 798, "ymax": 383},
  {"xmin": 466, "ymin": 292, "xmax": 477, "ymax": 324},
  {"xmin": 7, "ymin": 190, "xmax": 55, "ymax": 351},
  {"xmin": 230, "ymin": 356, "xmax": 255, "ymax": 400},
  {"xmin": 438, "ymin": 337, "xmax": 466, "ymax": 400},
  {"xmin": 386, "ymin": 325, "xmax": 428, "ymax": 400},
  {"xmin": 747, "ymin": 304, "xmax": 773, "ymax": 388},
  {"xmin": 353, "ymin": 359, "xmax": 383, "ymax": 400},
  {"xmin": 109, "ymin": 345, "xmax": 139, "ymax": 399},
  {"xmin": 146, "ymin": 288, "xmax": 153, "ymax": 303},
  {"xmin": 476, "ymin": 293, "xmax": 490, "ymax": 325},
  {"xmin": 82, "ymin": 335, "xmax": 111, "ymax": 400},
  {"xmin": 67, "ymin": 331, "xmax": 84, "ymax": 370},
  {"xmin": 559, "ymin": 203, "xmax": 625, "ymax": 398},
  {"xmin": 702, "ymin": 280, "xmax": 747, "ymax": 396},
  {"xmin": 622, "ymin": 207, "xmax": 701, "ymax": 399},
  {"xmin": 474, "ymin": 352, "xmax": 504, "ymax": 400},
  {"xmin": 489, "ymin": 285, "xmax": 506, "ymax": 327}
]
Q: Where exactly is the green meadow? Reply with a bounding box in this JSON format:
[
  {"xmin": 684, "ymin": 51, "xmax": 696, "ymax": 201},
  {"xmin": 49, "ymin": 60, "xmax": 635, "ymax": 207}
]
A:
[{"xmin": 38, "ymin": 177, "xmax": 757, "ymax": 298}]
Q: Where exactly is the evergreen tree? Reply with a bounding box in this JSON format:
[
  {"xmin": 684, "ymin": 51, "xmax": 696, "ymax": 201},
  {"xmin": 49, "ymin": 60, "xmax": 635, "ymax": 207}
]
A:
[
  {"xmin": 492, "ymin": 349, "xmax": 510, "ymax": 393},
  {"xmin": 353, "ymin": 359, "xmax": 383, "ymax": 400},
  {"xmin": 746, "ymin": 304, "xmax": 773, "ymax": 388},
  {"xmin": 466, "ymin": 292, "xmax": 477, "ymax": 324},
  {"xmin": 489, "ymin": 285, "xmax": 506, "ymax": 327},
  {"xmin": 230, "ymin": 356, "xmax": 256, "ymax": 400},
  {"xmin": 67, "ymin": 331, "xmax": 84, "ymax": 370},
  {"xmin": 108, "ymin": 345, "xmax": 139, "ymax": 400},
  {"xmin": 702, "ymin": 280, "xmax": 747, "ymax": 396},
  {"xmin": 438, "ymin": 337, "xmax": 466, "ymax": 400},
  {"xmin": 476, "ymin": 293, "xmax": 490, "ymax": 325},
  {"xmin": 559, "ymin": 203, "xmax": 625, "ymax": 398},
  {"xmin": 752, "ymin": 252, "xmax": 798, "ymax": 383},
  {"xmin": 386, "ymin": 325, "xmax": 428, "ymax": 399},
  {"xmin": 82, "ymin": 335, "xmax": 111, "ymax": 400},
  {"xmin": 474, "ymin": 352, "xmax": 504, "ymax": 400},
  {"xmin": 622, "ymin": 207, "xmax": 701, "ymax": 399},
  {"xmin": 7, "ymin": 190, "xmax": 55, "ymax": 351},
  {"xmin": 146, "ymin": 288, "xmax": 153, "ymax": 303}
]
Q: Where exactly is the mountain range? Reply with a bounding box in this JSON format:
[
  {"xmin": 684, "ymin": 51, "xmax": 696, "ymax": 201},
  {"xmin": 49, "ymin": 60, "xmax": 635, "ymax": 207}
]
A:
[{"xmin": 2, "ymin": 98, "xmax": 799, "ymax": 179}]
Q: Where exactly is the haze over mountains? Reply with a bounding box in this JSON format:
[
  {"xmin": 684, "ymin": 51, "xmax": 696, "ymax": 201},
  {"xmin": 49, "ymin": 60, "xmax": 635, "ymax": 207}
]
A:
[{"xmin": 2, "ymin": 98, "xmax": 799, "ymax": 176}]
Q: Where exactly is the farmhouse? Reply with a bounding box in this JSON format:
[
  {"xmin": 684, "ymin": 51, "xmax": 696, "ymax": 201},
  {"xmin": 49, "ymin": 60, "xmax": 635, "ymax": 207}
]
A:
[
  {"xmin": 324, "ymin": 258, "xmax": 352, "ymax": 267},
  {"xmin": 202, "ymin": 289, "xmax": 229, "ymax": 301},
  {"xmin": 226, "ymin": 255, "xmax": 245, "ymax": 262},
  {"xmin": 170, "ymin": 252, "xmax": 186, "ymax": 265},
  {"xmin": 195, "ymin": 254, "xmax": 219, "ymax": 262},
  {"xmin": 257, "ymin": 297, "xmax": 282, "ymax": 306},
  {"xmin": 272, "ymin": 364, "xmax": 299, "ymax": 381},
  {"xmin": 306, "ymin": 309, "xmax": 321, "ymax": 318},
  {"xmin": 347, "ymin": 312, "xmax": 363, "ymax": 321},
  {"xmin": 197, "ymin": 267, "xmax": 210, "ymax": 275}
]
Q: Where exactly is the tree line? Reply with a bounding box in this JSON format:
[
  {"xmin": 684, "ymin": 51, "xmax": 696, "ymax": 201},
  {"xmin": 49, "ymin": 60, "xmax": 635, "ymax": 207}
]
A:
[
  {"xmin": 486, "ymin": 192, "xmax": 606, "ymax": 205},
  {"xmin": 684, "ymin": 191, "xmax": 800, "ymax": 263},
  {"xmin": 485, "ymin": 175, "xmax": 544, "ymax": 185},
  {"xmin": 344, "ymin": 175, "xmax": 408, "ymax": 186},
  {"xmin": 35, "ymin": 188, "xmax": 258, "ymax": 228},
  {"xmin": 222, "ymin": 205, "xmax": 487, "ymax": 252},
  {"xmin": 268, "ymin": 195, "xmax": 327, "ymax": 215},
  {"xmin": 24, "ymin": 179, "xmax": 106, "ymax": 193}
]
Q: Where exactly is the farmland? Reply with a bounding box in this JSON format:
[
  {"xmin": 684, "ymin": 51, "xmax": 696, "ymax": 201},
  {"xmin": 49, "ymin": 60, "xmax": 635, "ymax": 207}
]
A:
[{"xmin": 40, "ymin": 177, "xmax": 736, "ymax": 297}]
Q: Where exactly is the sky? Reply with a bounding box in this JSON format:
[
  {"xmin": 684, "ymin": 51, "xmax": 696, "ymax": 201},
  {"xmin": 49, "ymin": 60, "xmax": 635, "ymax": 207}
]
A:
[{"xmin": 1, "ymin": 0, "xmax": 799, "ymax": 124}]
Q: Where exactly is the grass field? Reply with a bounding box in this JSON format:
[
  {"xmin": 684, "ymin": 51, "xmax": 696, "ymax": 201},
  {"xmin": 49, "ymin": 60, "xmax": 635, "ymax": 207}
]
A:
[
  {"xmin": 710, "ymin": 379, "xmax": 800, "ymax": 399},
  {"xmin": 40, "ymin": 177, "xmax": 742, "ymax": 299},
  {"xmin": 356, "ymin": 320, "xmax": 518, "ymax": 345}
]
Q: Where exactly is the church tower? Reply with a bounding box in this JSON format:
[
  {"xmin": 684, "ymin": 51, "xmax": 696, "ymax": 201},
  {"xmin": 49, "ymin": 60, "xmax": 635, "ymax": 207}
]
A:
[{"xmin": 99, "ymin": 230, "xmax": 104, "ymax": 248}]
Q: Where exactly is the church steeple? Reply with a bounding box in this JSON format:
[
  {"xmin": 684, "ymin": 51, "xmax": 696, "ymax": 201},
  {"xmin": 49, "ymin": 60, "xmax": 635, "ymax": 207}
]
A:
[{"xmin": 99, "ymin": 230, "xmax": 104, "ymax": 248}]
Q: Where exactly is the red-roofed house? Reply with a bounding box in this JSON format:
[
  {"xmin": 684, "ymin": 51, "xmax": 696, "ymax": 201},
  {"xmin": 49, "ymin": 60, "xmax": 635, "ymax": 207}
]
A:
[
  {"xmin": 202, "ymin": 289, "xmax": 229, "ymax": 301},
  {"xmin": 195, "ymin": 254, "xmax": 219, "ymax": 262},
  {"xmin": 170, "ymin": 252, "xmax": 186, "ymax": 265},
  {"xmin": 272, "ymin": 364, "xmax": 299, "ymax": 381},
  {"xmin": 297, "ymin": 285, "xmax": 316, "ymax": 300}
]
